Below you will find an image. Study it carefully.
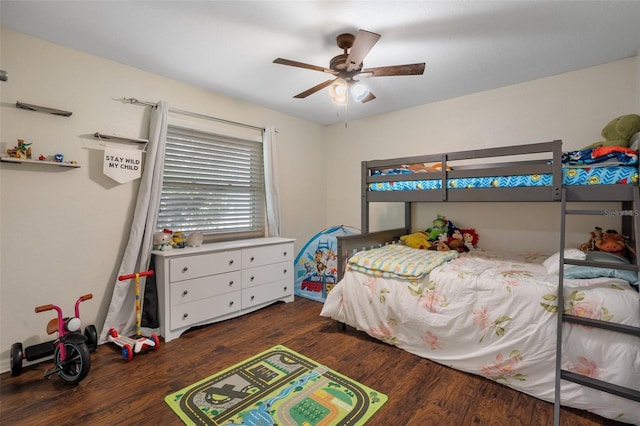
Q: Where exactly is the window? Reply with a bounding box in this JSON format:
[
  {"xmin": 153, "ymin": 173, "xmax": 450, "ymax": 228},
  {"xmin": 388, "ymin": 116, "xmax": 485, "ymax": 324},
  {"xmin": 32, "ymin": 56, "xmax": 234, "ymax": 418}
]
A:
[{"xmin": 156, "ymin": 125, "xmax": 266, "ymax": 241}]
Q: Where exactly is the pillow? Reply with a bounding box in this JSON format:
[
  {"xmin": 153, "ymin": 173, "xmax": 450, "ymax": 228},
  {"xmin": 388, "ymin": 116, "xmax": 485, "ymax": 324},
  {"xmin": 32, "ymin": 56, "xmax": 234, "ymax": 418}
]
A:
[
  {"xmin": 543, "ymin": 249, "xmax": 586, "ymax": 275},
  {"xmin": 564, "ymin": 266, "xmax": 638, "ymax": 288},
  {"xmin": 585, "ymin": 251, "xmax": 630, "ymax": 264},
  {"xmin": 564, "ymin": 251, "xmax": 637, "ymax": 288}
]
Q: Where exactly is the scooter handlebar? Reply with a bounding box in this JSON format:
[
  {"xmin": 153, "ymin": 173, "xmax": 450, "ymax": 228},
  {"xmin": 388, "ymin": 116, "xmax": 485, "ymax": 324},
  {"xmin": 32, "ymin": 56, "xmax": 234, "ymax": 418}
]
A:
[
  {"xmin": 118, "ymin": 270, "xmax": 154, "ymax": 281},
  {"xmin": 80, "ymin": 293, "xmax": 93, "ymax": 301}
]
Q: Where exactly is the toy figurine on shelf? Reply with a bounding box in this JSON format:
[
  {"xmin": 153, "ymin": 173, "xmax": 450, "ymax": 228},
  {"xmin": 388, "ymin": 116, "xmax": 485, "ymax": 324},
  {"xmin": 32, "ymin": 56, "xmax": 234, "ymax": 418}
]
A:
[{"xmin": 7, "ymin": 139, "xmax": 32, "ymax": 159}]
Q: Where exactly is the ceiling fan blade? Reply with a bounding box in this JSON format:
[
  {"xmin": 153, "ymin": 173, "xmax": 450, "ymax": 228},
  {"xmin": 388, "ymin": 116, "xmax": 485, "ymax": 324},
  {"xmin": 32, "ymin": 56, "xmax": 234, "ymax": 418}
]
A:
[
  {"xmin": 273, "ymin": 58, "xmax": 335, "ymax": 74},
  {"xmin": 361, "ymin": 63, "xmax": 426, "ymax": 77},
  {"xmin": 293, "ymin": 79, "xmax": 336, "ymax": 99},
  {"xmin": 360, "ymin": 92, "xmax": 376, "ymax": 103},
  {"xmin": 346, "ymin": 29, "xmax": 381, "ymax": 72}
]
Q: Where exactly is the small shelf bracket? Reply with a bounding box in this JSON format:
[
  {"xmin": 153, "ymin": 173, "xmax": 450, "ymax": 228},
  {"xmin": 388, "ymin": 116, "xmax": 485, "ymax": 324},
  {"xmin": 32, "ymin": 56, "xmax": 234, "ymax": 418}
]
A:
[
  {"xmin": 93, "ymin": 132, "xmax": 148, "ymax": 144},
  {"xmin": 93, "ymin": 132, "xmax": 148, "ymax": 152}
]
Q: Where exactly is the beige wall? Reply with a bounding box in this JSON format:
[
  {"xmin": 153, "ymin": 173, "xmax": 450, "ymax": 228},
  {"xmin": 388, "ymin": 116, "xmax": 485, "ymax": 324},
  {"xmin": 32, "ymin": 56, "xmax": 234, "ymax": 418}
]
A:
[
  {"xmin": 1, "ymin": 27, "xmax": 638, "ymax": 372},
  {"xmin": 325, "ymin": 57, "xmax": 638, "ymax": 250},
  {"xmin": 0, "ymin": 29, "xmax": 326, "ymax": 371}
]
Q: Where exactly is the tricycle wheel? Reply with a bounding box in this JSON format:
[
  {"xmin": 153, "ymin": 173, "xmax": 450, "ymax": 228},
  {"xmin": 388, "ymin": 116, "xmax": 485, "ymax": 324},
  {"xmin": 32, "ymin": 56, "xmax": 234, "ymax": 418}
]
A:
[
  {"xmin": 150, "ymin": 334, "xmax": 160, "ymax": 351},
  {"xmin": 10, "ymin": 343, "xmax": 23, "ymax": 377},
  {"xmin": 122, "ymin": 344, "xmax": 133, "ymax": 362},
  {"xmin": 84, "ymin": 325, "xmax": 98, "ymax": 352},
  {"xmin": 54, "ymin": 342, "xmax": 91, "ymax": 384}
]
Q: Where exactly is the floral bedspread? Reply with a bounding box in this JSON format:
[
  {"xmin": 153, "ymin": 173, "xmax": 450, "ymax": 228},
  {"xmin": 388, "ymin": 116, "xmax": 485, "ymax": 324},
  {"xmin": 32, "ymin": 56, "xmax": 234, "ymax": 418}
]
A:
[{"xmin": 320, "ymin": 250, "xmax": 640, "ymax": 424}]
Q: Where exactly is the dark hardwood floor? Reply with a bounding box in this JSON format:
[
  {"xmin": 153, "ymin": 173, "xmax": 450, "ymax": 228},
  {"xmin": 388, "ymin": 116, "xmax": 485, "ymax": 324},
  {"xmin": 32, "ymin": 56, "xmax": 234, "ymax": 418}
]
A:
[{"xmin": 0, "ymin": 297, "xmax": 628, "ymax": 425}]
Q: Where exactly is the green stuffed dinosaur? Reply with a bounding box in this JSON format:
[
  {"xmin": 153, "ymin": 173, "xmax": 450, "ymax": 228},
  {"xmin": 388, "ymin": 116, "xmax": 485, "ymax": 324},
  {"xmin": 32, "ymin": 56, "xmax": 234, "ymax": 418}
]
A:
[{"xmin": 584, "ymin": 114, "xmax": 640, "ymax": 149}]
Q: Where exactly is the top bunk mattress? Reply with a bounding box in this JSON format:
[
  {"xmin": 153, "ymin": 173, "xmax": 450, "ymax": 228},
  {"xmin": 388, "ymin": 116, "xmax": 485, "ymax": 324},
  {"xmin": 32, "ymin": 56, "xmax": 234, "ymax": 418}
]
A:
[
  {"xmin": 369, "ymin": 165, "xmax": 638, "ymax": 191},
  {"xmin": 368, "ymin": 146, "xmax": 638, "ymax": 192}
]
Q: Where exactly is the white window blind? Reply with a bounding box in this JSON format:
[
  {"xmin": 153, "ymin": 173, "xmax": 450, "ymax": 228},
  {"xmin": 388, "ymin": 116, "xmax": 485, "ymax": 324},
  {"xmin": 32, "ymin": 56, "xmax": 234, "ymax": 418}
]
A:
[{"xmin": 156, "ymin": 125, "xmax": 266, "ymax": 240}]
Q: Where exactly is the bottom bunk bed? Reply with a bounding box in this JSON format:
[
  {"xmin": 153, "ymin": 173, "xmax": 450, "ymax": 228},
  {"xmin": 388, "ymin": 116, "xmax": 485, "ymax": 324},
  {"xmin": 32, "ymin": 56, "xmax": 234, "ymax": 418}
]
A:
[{"xmin": 320, "ymin": 233, "xmax": 640, "ymax": 424}]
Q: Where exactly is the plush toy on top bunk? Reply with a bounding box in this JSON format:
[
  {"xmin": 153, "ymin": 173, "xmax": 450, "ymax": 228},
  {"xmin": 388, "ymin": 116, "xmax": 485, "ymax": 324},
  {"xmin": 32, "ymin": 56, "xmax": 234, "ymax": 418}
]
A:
[
  {"xmin": 583, "ymin": 114, "xmax": 640, "ymax": 149},
  {"xmin": 563, "ymin": 114, "xmax": 640, "ymax": 168}
]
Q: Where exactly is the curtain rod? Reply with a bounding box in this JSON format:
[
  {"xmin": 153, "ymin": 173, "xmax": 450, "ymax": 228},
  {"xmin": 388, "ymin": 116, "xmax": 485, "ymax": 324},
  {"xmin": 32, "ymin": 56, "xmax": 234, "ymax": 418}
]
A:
[{"xmin": 117, "ymin": 97, "xmax": 265, "ymax": 133}]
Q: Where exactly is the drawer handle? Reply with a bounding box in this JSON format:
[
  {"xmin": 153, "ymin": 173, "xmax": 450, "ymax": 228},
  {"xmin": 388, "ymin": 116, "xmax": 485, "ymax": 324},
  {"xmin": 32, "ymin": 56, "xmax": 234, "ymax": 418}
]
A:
[
  {"xmin": 183, "ymin": 313, "xmax": 189, "ymax": 319},
  {"xmin": 284, "ymin": 286, "xmax": 288, "ymax": 291},
  {"xmin": 182, "ymin": 290, "xmax": 188, "ymax": 296},
  {"xmin": 229, "ymin": 259, "xmax": 234, "ymax": 265},
  {"xmin": 229, "ymin": 301, "xmax": 234, "ymax": 307},
  {"xmin": 250, "ymin": 256, "xmax": 255, "ymax": 262},
  {"xmin": 229, "ymin": 280, "xmax": 234, "ymax": 286},
  {"xmin": 250, "ymin": 276, "xmax": 255, "ymax": 281},
  {"xmin": 182, "ymin": 266, "xmax": 188, "ymax": 273},
  {"xmin": 283, "ymin": 268, "xmax": 287, "ymax": 274},
  {"xmin": 283, "ymin": 251, "xmax": 287, "ymax": 256},
  {"xmin": 250, "ymin": 295, "xmax": 255, "ymax": 301}
]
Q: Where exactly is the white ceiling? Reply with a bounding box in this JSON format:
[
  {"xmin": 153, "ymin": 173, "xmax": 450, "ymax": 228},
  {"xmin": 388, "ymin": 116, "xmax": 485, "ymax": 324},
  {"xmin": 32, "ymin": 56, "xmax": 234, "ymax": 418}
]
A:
[{"xmin": 2, "ymin": 1, "xmax": 639, "ymax": 126}]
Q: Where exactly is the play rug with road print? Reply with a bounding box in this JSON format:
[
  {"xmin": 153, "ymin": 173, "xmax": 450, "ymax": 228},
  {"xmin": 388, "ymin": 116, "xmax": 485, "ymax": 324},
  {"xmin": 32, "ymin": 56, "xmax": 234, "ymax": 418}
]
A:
[{"xmin": 164, "ymin": 345, "xmax": 387, "ymax": 425}]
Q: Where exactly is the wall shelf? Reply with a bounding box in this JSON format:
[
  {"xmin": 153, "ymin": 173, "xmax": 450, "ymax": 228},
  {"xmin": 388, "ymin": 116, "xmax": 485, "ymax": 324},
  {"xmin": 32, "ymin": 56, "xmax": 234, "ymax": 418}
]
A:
[
  {"xmin": 16, "ymin": 101, "xmax": 72, "ymax": 117},
  {"xmin": 1, "ymin": 156, "xmax": 80, "ymax": 168}
]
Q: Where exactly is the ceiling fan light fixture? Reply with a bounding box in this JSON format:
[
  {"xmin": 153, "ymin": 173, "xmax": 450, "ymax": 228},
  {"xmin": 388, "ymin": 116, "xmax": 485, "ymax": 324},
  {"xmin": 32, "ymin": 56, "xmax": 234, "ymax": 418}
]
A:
[
  {"xmin": 329, "ymin": 78, "xmax": 348, "ymax": 105},
  {"xmin": 274, "ymin": 29, "xmax": 424, "ymax": 107},
  {"xmin": 350, "ymin": 80, "xmax": 369, "ymax": 102}
]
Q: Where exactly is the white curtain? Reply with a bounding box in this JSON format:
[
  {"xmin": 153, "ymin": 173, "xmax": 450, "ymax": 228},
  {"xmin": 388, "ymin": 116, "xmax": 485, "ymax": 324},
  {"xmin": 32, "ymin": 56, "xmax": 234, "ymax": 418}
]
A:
[
  {"xmin": 99, "ymin": 101, "xmax": 168, "ymax": 344},
  {"xmin": 263, "ymin": 126, "xmax": 281, "ymax": 237}
]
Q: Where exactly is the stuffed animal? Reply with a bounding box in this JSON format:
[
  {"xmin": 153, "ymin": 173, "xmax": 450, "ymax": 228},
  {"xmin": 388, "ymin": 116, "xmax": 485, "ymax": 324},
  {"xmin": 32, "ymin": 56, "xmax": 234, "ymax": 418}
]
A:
[
  {"xmin": 153, "ymin": 230, "xmax": 173, "ymax": 251},
  {"xmin": 584, "ymin": 114, "xmax": 640, "ymax": 149},
  {"xmin": 433, "ymin": 241, "xmax": 451, "ymax": 251},
  {"xmin": 595, "ymin": 229, "xmax": 626, "ymax": 257},
  {"xmin": 402, "ymin": 162, "xmax": 451, "ymax": 173},
  {"xmin": 425, "ymin": 214, "xmax": 449, "ymax": 241},
  {"xmin": 579, "ymin": 227, "xmax": 603, "ymax": 252},
  {"xmin": 446, "ymin": 238, "xmax": 465, "ymax": 252},
  {"xmin": 187, "ymin": 231, "xmax": 204, "ymax": 247},
  {"xmin": 400, "ymin": 231, "xmax": 432, "ymax": 250},
  {"xmin": 461, "ymin": 229, "xmax": 479, "ymax": 251}
]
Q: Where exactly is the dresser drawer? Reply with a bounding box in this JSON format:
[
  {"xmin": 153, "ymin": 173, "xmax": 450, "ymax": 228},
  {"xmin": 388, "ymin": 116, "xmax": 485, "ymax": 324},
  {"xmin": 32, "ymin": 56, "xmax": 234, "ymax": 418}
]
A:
[
  {"xmin": 170, "ymin": 292, "xmax": 241, "ymax": 329},
  {"xmin": 242, "ymin": 280, "xmax": 292, "ymax": 309},
  {"xmin": 242, "ymin": 262, "xmax": 291, "ymax": 289},
  {"xmin": 170, "ymin": 271, "xmax": 241, "ymax": 306},
  {"xmin": 170, "ymin": 250, "xmax": 241, "ymax": 282},
  {"xmin": 242, "ymin": 243, "xmax": 294, "ymax": 268}
]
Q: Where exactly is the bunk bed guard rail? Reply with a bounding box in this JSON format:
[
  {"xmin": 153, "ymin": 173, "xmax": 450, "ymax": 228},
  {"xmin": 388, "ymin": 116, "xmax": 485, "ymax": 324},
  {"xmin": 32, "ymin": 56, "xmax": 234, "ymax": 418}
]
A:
[{"xmin": 361, "ymin": 140, "xmax": 563, "ymax": 233}]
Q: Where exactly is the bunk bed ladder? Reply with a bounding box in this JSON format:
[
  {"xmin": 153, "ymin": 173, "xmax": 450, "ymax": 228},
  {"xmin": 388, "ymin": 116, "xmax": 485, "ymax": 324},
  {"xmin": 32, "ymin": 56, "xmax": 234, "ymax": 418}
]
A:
[{"xmin": 554, "ymin": 186, "xmax": 640, "ymax": 425}]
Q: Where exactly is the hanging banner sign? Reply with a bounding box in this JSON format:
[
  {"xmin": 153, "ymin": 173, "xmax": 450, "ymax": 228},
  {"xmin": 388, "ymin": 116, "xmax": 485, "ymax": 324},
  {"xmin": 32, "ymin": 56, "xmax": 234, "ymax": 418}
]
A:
[{"xmin": 103, "ymin": 145, "xmax": 143, "ymax": 184}]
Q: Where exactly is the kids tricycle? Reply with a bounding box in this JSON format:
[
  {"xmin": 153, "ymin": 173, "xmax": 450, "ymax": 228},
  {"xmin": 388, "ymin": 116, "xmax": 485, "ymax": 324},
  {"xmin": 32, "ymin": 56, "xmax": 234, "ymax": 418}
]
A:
[
  {"xmin": 10, "ymin": 293, "xmax": 96, "ymax": 384},
  {"xmin": 107, "ymin": 270, "xmax": 159, "ymax": 361}
]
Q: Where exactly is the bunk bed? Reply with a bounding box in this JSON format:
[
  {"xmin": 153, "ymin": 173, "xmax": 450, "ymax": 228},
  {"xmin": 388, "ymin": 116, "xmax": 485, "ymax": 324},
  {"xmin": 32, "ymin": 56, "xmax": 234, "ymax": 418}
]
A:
[{"xmin": 319, "ymin": 139, "xmax": 640, "ymax": 425}]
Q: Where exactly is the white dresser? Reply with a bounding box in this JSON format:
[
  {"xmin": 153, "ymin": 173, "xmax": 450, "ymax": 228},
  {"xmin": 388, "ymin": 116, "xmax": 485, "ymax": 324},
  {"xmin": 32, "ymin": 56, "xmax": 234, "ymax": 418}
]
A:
[{"xmin": 152, "ymin": 237, "xmax": 295, "ymax": 342}]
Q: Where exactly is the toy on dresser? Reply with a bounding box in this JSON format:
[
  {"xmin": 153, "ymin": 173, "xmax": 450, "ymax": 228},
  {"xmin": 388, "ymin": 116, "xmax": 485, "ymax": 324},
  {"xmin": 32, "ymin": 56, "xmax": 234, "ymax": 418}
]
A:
[{"xmin": 153, "ymin": 230, "xmax": 173, "ymax": 251}]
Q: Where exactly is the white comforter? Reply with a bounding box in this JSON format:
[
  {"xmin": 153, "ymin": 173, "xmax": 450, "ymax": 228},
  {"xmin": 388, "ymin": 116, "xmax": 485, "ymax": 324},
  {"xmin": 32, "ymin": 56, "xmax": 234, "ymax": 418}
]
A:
[{"xmin": 320, "ymin": 250, "xmax": 640, "ymax": 424}]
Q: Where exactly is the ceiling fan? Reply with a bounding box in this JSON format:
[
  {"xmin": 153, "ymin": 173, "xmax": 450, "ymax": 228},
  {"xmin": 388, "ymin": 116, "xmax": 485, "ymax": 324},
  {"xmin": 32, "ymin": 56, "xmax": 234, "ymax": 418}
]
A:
[{"xmin": 273, "ymin": 29, "xmax": 425, "ymax": 104}]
